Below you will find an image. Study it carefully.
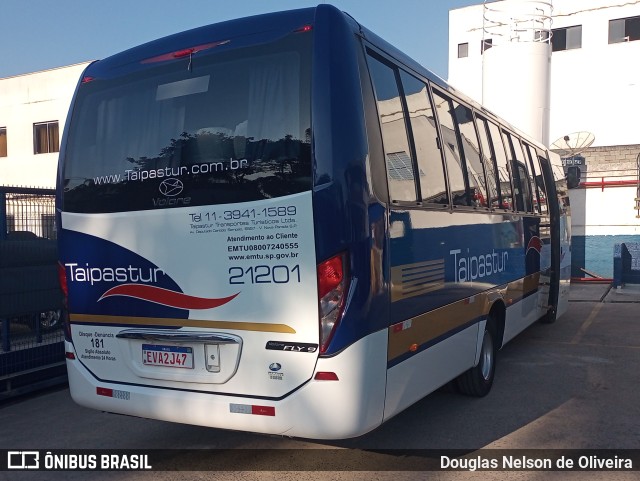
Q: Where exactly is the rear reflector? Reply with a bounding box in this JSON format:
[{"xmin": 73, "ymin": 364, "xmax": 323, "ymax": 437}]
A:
[
  {"xmin": 65, "ymin": 352, "xmax": 76, "ymax": 360},
  {"xmin": 252, "ymin": 405, "xmax": 276, "ymax": 416},
  {"xmin": 230, "ymin": 403, "xmax": 276, "ymax": 416},
  {"xmin": 97, "ymin": 387, "xmax": 113, "ymax": 397},
  {"xmin": 314, "ymin": 371, "xmax": 339, "ymax": 381},
  {"xmin": 96, "ymin": 387, "xmax": 131, "ymax": 400}
]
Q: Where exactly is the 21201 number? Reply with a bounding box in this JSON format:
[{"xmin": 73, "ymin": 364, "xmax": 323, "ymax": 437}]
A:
[{"xmin": 229, "ymin": 265, "xmax": 301, "ymax": 284}]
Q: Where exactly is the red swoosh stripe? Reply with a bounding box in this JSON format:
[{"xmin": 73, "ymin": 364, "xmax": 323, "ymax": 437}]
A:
[
  {"xmin": 526, "ymin": 236, "xmax": 543, "ymax": 254},
  {"xmin": 99, "ymin": 284, "xmax": 239, "ymax": 310}
]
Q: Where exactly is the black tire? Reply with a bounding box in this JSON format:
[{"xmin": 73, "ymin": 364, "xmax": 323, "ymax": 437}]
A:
[
  {"xmin": 539, "ymin": 306, "xmax": 557, "ymax": 324},
  {"xmin": 28, "ymin": 309, "xmax": 62, "ymax": 332},
  {"xmin": 456, "ymin": 318, "xmax": 496, "ymax": 397}
]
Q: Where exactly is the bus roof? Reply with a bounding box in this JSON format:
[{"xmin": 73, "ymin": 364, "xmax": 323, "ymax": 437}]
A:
[
  {"xmin": 82, "ymin": 3, "xmax": 546, "ymax": 150},
  {"xmin": 86, "ymin": 7, "xmax": 318, "ymax": 78}
]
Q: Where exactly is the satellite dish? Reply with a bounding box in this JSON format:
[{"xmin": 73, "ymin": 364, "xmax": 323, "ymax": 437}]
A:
[{"xmin": 550, "ymin": 131, "xmax": 595, "ymax": 158}]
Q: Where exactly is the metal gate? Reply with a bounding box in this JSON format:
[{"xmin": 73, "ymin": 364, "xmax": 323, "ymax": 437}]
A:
[{"xmin": 0, "ymin": 186, "xmax": 66, "ymax": 398}]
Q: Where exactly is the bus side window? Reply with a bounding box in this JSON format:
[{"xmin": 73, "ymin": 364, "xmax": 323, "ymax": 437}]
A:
[
  {"xmin": 486, "ymin": 121, "xmax": 513, "ymax": 210},
  {"xmin": 536, "ymin": 151, "xmax": 551, "ymax": 215},
  {"xmin": 367, "ymin": 54, "xmax": 418, "ymax": 203},
  {"xmin": 452, "ymin": 101, "xmax": 488, "ymax": 208},
  {"xmin": 474, "ymin": 116, "xmax": 500, "ymax": 208},
  {"xmin": 506, "ymin": 132, "xmax": 534, "ymax": 213},
  {"xmin": 550, "ymin": 161, "xmax": 570, "ymax": 213},
  {"xmin": 398, "ymin": 70, "xmax": 448, "ymax": 205},
  {"xmin": 516, "ymin": 160, "xmax": 534, "ymax": 213},
  {"xmin": 523, "ymin": 142, "xmax": 546, "ymax": 214},
  {"xmin": 431, "ymin": 89, "xmax": 470, "ymax": 207}
]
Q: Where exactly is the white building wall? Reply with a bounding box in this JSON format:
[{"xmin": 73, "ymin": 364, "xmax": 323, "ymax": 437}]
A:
[
  {"xmin": 448, "ymin": 5, "xmax": 485, "ymax": 103},
  {"xmin": 0, "ymin": 62, "xmax": 90, "ymax": 188},
  {"xmin": 448, "ymin": 0, "xmax": 640, "ymax": 148},
  {"xmin": 550, "ymin": 0, "xmax": 640, "ymax": 147}
]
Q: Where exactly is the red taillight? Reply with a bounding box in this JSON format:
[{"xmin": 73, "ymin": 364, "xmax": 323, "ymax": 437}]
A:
[
  {"xmin": 317, "ymin": 253, "xmax": 348, "ymax": 353},
  {"xmin": 81, "ymin": 76, "xmax": 95, "ymax": 84},
  {"xmin": 295, "ymin": 25, "xmax": 313, "ymax": 33},
  {"xmin": 318, "ymin": 255, "xmax": 343, "ymax": 298}
]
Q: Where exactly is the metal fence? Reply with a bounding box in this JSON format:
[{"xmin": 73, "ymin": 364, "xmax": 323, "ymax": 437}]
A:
[
  {"xmin": 0, "ymin": 186, "xmax": 66, "ymax": 398},
  {"xmin": 0, "ymin": 186, "xmax": 56, "ymax": 241}
]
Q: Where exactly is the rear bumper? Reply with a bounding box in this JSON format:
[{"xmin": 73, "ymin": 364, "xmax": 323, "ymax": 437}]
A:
[{"xmin": 66, "ymin": 329, "xmax": 387, "ymax": 440}]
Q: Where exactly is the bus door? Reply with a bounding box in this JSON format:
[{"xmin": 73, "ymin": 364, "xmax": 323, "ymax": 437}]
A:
[{"xmin": 537, "ymin": 151, "xmax": 560, "ymax": 322}]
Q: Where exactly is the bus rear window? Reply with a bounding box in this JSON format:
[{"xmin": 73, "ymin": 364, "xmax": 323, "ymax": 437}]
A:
[{"xmin": 62, "ymin": 33, "xmax": 312, "ymax": 213}]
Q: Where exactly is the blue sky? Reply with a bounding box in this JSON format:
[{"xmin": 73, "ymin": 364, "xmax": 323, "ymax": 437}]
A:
[{"xmin": 1, "ymin": 0, "xmax": 478, "ymax": 80}]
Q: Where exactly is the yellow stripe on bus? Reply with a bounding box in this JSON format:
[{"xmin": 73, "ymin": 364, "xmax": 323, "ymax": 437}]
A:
[
  {"xmin": 387, "ymin": 273, "xmax": 542, "ymax": 362},
  {"xmin": 70, "ymin": 314, "xmax": 297, "ymax": 334}
]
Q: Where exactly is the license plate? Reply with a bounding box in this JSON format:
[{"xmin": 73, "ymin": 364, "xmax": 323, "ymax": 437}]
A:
[{"xmin": 142, "ymin": 344, "xmax": 194, "ymax": 369}]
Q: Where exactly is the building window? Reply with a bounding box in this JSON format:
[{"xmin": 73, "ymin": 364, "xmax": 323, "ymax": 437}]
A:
[
  {"xmin": 481, "ymin": 38, "xmax": 493, "ymax": 53},
  {"xmin": 458, "ymin": 42, "xmax": 469, "ymax": 58},
  {"xmin": 33, "ymin": 121, "xmax": 59, "ymax": 154},
  {"xmin": 551, "ymin": 25, "xmax": 582, "ymax": 51},
  {"xmin": 609, "ymin": 16, "xmax": 640, "ymax": 43},
  {"xmin": 0, "ymin": 127, "xmax": 6, "ymax": 157}
]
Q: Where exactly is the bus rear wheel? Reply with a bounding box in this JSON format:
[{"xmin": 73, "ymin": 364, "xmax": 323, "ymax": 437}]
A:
[
  {"xmin": 455, "ymin": 318, "xmax": 496, "ymax": 397},
  {"xmin": 539, "ymin": 306, "xmax": 557, "ymax": 324}
]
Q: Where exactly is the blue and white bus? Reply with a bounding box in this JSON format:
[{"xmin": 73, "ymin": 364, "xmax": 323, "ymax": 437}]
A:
[{"xmin": 57, "ymin": 4, "xmax": 570, "ymax": 439}]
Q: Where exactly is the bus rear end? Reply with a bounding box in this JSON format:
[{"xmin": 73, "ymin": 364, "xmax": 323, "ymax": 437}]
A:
[{"xmin": 57, "ymin": 7, "xmax": 386, "ymax": 439}]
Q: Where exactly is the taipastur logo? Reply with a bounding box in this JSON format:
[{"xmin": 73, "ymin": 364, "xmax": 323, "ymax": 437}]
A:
[{"xmin": 64, "ymin": 262, "xmax": 239, "ymax": 310}]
